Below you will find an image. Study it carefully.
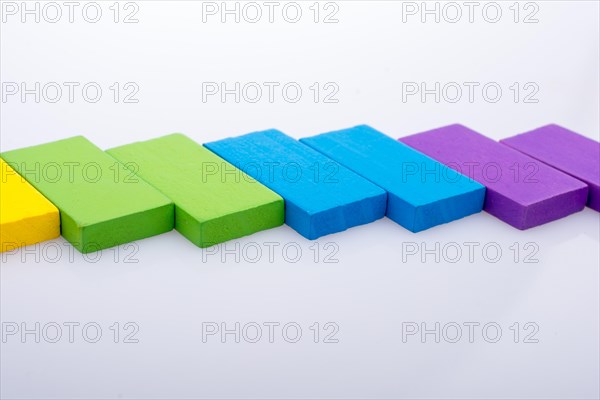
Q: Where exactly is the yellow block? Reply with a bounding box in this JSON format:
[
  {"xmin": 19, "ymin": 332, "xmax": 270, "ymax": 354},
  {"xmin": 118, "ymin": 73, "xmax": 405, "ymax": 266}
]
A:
[{"xmin": 0, "ymin": 158, "xmax": 60, "ymax": 252}]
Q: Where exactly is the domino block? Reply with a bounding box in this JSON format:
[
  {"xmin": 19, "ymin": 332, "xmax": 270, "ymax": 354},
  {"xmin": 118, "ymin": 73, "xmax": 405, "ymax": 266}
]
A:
[
  {"xmin": 0, "ymin": 158, "xmax": 60, "ymax": 252},
  {"xmin": 399, "ymin": 124, "xmax": 589, "ymax": 230},
  {"xmin": 301, "ymin": 125, "xmax": 486, "ymax": 232},
  {"xmin": 107, "ymin": 134, "xmax": 284, "ymax": 247},
  {"xmin": 1, "ymin": 136, "xmax": 174, "ymax": 253},
  {"xmin": 500, "ymin": 124, "xmax": 600, "ymax": 212},
  {"xmin": 204, "ymin": 130, "xmax": 387, "ymax": 240}
]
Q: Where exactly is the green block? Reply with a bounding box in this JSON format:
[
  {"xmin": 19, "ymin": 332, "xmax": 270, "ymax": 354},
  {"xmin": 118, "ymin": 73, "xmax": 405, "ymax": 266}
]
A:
[
  {"xmin": 107, "ymin": 133, "xmax": 284, "ymax": 247},
  {"xmin": 1, "ymin": 136, "xmax": 174, "ymax": 253}
]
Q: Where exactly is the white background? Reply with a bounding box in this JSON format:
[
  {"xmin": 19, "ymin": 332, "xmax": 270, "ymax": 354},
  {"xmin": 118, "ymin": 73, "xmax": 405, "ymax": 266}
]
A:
[{"xmin": 1, "ymin": 1, "xmax": 599, "ymax": 399}]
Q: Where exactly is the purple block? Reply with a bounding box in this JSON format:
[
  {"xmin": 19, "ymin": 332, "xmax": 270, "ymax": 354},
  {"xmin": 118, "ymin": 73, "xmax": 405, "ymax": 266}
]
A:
[
  {"xmin": 399, "ymin": 124, "xmax": 589, "ymax": 230},
  {"xmin": 500, "ymin": 124, "xmax": 600, "ymax": 212}
]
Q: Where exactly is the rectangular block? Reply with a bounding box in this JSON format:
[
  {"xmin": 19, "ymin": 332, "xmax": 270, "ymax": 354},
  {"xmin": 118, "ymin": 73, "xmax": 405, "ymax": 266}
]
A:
[
  {"xmin": 1, "ymin": 136, "xmax": 174, "ymax": 253},
  {"xmin": 107, "ymin": 134, "xmax": 284, "ymax": 248},
  {"xmin": 1, "ymin": 158, "xmax": 60, "ymax": 252},
  {"xmin": 205, "ymin": 130, "xmax": 387, "ymax": 240},
  {"xmin": 301, "ymin": 125, "xmax": 485, "ymax": 232},
  {"xmin": 400, "ymin": 124, "xmax": 589, "ymax": 230},
  {"xmin": 500, "ymin": 124, "xmax": 600, "ymax": 212}
]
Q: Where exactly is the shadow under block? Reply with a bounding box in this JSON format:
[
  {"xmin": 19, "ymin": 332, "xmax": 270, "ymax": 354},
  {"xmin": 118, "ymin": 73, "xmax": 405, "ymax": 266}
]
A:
[
  {"xmin": 107, "ymin": 134, "xmax": 284, "ymax": 247},
  {"xmin": 500, "ymin": 124, "xmax": 600, "ymax": 212},
  {"xmin": 0, "ymin": 158, "xmax": 60, "ymax": 252},
  {"xmin": 300, "ymin": 125, "xmax": 486, "ymax": 232},
  {"xmin": 1, "ymin": 137, "xmax": 174, "ymax": 253},
  {"xmin": 399, "ymin": 124, "xmax": 589, "ymax": 230},
  {"xmin": 204, "ymin": 130, "xmax": 387, "ymax": 240}
]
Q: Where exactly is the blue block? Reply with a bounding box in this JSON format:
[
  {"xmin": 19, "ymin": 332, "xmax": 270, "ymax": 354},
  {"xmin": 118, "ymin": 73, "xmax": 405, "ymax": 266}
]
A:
[
  {"xmin": 300, "ymin": 125, "xmax": 486, "ymax": 232},
  {"xmin": 204, "ymin": 130, "xmax": 387, "ymax": 239}
]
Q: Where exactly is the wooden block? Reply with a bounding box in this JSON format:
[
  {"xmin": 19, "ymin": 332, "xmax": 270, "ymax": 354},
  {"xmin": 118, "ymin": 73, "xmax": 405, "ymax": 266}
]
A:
[
  {"xmin": 1, "ymin": 158, "xmax": 60, "ymax": 252},
  {"xmin": 205, "ymin": 130, "xmax": 387, "ymax": 240},
  {"xmin": 301, "ymin": 125, "xmax": 485, "ymax": 232},
  {"xmin": 1, "ymin": 137, "xmax": 174, "ymax": 253},
  {"xmin": 400, "ymin": 124, "xmax": 589, "ymax": 230},
  {"xmin": 500, "ymin": 124, "xmax": 600, "ymax": 212},
  {"xmin": 107, "ymin": 134, "xmax": 284, "ymax": 247}
]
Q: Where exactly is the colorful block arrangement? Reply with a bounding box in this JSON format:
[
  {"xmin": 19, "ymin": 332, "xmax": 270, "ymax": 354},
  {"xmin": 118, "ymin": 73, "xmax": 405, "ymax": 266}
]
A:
[
  {"xmin": 1, "ymin": 124, "xmax": 597, "ymax": 253},
  {"xmin": 399, "ymin": 124, "xmax": 589, "ymax": 230},
  {"xmin": 107, "ymin": 133, "xmax": 284, "ymax": 247},
  {"xmin": 0, "ymin": 159, "xmax": 60, "ymax": 252},
  {"xmin": 301, "ymin": 125, "xmax": 486, "ymax": 232},
  {"xmin": 205, "ymin": 130, "xmax": 387, "ymax": 239},
  {"xmin": 1, "ymin": 136, "xmax": 174, "ymax": 253}
]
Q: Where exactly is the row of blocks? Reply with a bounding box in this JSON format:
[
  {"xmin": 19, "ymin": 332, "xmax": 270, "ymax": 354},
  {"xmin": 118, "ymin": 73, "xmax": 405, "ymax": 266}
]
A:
[{"xmin": 1, "ymin": 124, "xmax": 598, "ymax": 253}]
